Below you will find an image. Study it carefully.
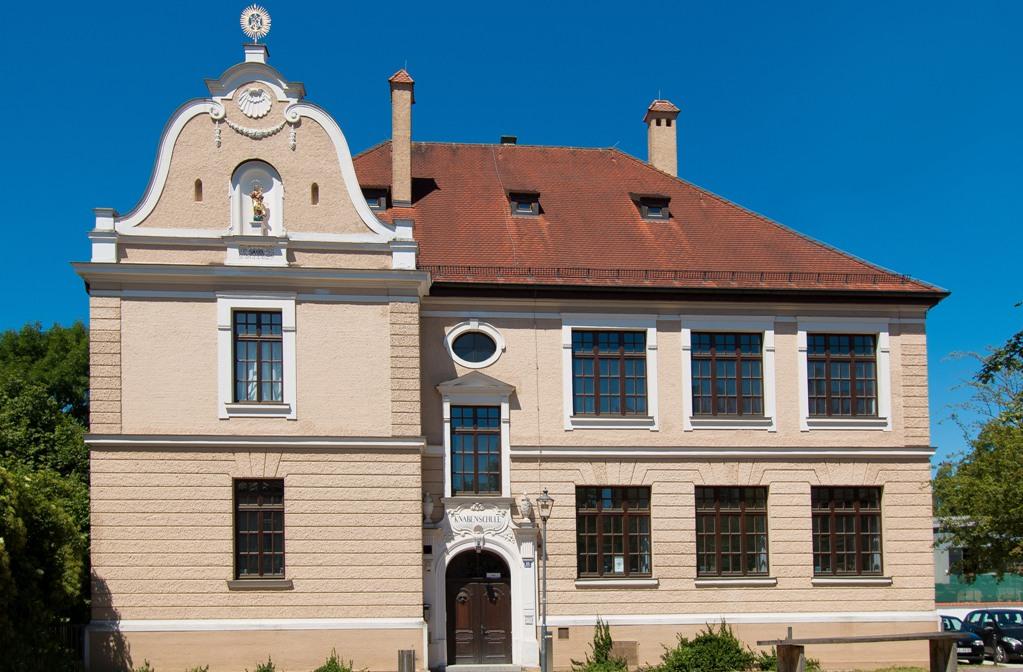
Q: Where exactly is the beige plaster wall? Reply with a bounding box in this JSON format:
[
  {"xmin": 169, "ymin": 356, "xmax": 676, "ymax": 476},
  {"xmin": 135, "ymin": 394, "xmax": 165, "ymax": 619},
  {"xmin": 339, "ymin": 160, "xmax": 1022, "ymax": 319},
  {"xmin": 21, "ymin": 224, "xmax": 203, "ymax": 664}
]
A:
[
  {"xmin": 90, "ymin": 445, "xmax": 423, "ymax": 621},
  {"xmin": 511, "ymin": 457, "xmax": 935, "ymax": 615},
  {"xmin": 420, "ymin": 306, "xmax": 931, "ymax": 449},
  {"xmin": 135, "ymin": 108, "xmax": 370, "ymax": 236},
  {"xmin": 88, "ymin": 627, "xmax": 424, "ymax": 672},
  {"xmin": 119, "ymin": 299, "xmax": 392, "ymax": 435}
]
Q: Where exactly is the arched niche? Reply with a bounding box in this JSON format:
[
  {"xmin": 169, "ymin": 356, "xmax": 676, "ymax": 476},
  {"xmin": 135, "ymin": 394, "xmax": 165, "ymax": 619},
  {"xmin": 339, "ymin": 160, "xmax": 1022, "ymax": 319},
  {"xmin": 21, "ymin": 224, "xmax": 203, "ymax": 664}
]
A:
[{"xmin": 230, "ymin": 160, "xmax": 284, "ymax": 236}]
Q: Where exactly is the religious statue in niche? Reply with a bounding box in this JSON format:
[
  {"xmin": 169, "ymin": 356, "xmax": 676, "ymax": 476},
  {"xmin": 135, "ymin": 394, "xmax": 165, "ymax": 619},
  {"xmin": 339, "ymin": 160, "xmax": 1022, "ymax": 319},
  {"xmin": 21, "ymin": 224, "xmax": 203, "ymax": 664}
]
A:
[{"xmin": 250, "ymin": 182, "xmax": 267, "ymax": 223}]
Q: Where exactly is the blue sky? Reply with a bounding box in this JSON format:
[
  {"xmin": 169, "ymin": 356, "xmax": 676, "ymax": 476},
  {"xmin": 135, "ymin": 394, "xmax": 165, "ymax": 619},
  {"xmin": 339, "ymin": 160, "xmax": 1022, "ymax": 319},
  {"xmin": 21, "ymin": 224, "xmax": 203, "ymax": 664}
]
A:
[{"xmin": 1, "ymin": 1, "xmax": 1019, "ymax": 462}]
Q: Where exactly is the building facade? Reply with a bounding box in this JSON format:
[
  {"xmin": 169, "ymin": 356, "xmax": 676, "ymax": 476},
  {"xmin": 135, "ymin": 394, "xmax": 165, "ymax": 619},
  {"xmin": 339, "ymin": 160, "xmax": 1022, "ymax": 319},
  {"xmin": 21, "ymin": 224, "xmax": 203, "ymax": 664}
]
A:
[{"xmin": 77, "ymin": 42, "xmax": 947, "ymax": 671}]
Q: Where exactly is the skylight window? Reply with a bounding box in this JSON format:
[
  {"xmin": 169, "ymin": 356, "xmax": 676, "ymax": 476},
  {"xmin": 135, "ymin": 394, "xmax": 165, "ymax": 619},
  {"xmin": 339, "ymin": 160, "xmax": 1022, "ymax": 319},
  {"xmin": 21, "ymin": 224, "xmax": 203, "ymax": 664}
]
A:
[
  {"xmin": 630, "ymin": 193, "xmax": 671, "ymax": 221},
  {"xmin": 363, "ymin": 188, "xmax": 389, "ymax": 211},
  {"xmin": 509, "ymin": 192, "xmax": 540, "ymax": 216}
]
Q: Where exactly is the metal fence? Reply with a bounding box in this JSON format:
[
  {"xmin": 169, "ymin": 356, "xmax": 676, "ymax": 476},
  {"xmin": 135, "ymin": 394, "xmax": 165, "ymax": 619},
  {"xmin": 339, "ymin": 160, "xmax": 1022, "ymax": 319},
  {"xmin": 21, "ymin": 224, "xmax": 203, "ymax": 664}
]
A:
[{"xmin": 936, "ymin": 574, "xmax": 1023, "ymax": 604}]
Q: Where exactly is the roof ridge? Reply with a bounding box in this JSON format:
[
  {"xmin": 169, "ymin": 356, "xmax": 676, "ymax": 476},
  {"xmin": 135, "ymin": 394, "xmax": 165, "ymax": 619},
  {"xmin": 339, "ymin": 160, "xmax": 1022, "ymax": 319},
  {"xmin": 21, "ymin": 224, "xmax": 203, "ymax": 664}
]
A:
[
  {"xmin": 410, "ymin": 140, "xmax": 615, "ymax": 152},
  {"xmin": 607, "ymin": 149, "xmax": 944, "ymax": 293}
]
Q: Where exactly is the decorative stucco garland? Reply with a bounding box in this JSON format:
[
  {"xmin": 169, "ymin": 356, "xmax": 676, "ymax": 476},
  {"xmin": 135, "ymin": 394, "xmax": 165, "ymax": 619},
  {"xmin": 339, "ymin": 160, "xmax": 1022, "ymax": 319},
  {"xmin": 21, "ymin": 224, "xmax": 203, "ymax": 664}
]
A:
[{"xmin": 209, "ymin": 103, "xmax": 300, "ymax": 150}]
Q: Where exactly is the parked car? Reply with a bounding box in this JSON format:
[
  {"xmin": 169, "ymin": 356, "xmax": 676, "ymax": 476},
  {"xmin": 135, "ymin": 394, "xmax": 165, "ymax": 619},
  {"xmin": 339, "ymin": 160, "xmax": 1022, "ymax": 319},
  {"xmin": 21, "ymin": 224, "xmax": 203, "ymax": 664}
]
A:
[
  {"xmin": 941, "ymin": 615, "xmax": 986, "ymax": 665},
  {"xmin": 962, "ymin": 608, "xmax": 1023, "ymax": 663}
]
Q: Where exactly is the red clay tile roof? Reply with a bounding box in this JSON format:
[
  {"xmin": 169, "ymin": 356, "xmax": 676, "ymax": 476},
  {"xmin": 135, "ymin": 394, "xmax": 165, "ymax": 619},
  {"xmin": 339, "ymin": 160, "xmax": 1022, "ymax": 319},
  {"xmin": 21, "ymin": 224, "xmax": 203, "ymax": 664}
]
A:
[
  {"xmin": 388, "ymin": 68, "xmax": 415, "ymax": 85},
  {"xmin": 352, "ymin": 142, "xmax": 944, "ymax": 299},
  {"xmin": 644, "ymin": 99, "xmax": 681, "ymax": 121}
]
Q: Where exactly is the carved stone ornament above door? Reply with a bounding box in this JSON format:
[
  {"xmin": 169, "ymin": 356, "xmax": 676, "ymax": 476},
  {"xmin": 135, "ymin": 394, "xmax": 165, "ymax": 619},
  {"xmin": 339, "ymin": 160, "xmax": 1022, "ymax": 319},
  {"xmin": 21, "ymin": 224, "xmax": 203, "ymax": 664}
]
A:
[{"xmin": 446, "ymin": 500, "xmax": 516, "ymax": 545}]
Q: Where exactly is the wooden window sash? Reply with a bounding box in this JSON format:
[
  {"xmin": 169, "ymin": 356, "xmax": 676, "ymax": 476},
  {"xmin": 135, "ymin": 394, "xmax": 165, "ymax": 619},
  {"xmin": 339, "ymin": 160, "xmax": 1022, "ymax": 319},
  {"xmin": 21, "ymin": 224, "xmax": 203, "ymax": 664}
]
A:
[
  {"xmin": 234, "ymin": 479, "xmax": 285, "ymax": 579},
  {"xmin": 450, "ymin": 406, "xmax": 501, "ymax": 496},
  {"xmin": 811, "ymin": 487, "xmax": 883, "ymax": 576},
  {"xmin": 695, "ymin": 487, "xmax": 769, "ymax": 577},
  {"xmin": 572, "ymin": 331, "xmax": 648, "ymax": 417},
  {"xmin": 807, "ymin": 334, "xmax": 878, "ymax": 417},
  {"xmin": 232, "ymin": 311, "xmax": 284, "ymax": 403},
  {"xmin": 575, "ymin": 487, "xmax": 652, "ymax": 578},
  {"xmin": 691, "ymin": 333, "xmax": 764, "ymax": 417}
]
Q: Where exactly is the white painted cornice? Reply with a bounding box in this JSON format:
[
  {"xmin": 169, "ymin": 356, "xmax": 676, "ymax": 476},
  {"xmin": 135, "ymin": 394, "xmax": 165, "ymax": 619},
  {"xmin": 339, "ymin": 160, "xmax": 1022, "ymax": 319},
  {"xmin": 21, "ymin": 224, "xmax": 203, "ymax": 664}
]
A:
[{"xmin": 72, "ymin": 262, "xmax": 431, "ymax": 296}]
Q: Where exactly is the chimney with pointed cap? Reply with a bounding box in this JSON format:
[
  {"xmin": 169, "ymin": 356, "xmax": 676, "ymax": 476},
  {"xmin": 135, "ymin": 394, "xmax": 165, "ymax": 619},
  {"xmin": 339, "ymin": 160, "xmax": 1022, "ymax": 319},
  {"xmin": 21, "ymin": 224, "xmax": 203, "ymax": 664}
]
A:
[
  {"xmin": 389, "ymin": 69, "xmax": 415, "ymax": 207},
  {"xmin": 644, "ymin": 99, "xmax": 680, "ymax": 176}
]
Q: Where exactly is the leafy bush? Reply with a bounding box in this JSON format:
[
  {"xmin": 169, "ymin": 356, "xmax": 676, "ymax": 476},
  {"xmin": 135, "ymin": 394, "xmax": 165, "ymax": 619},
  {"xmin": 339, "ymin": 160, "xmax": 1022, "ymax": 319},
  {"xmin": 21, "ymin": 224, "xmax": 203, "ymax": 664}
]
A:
[
  {"xmin": 571, "ymin": 618, "xmax": 628, "ymax": 672},
  {"xmin": 653, "ymin": 621, "xmax": 756, "ymax": 672},
  {"xmin": 186, "ymin": 666, "xmax": 210, "ymax": 672},
  {"xmin": 314, "ymin": 649, "xmax": 357, "ymax": 672},
  {"xmin": 249, "ymin": 656, "xmax": 276, "ymax": 672},
  {"xmin": 132, "ymin": 662, "xmax": 155, "ymax": 672}
]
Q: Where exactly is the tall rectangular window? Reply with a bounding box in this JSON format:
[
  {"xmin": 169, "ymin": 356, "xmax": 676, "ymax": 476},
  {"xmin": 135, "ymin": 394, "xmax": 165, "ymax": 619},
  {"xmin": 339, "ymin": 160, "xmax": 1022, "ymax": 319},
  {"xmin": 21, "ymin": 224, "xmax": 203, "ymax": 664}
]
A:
[
  {"xmin": 235, "ymin": 479, "xmax": 285, "ymax": 578},
  {"xmin": 233, "ymin": 311, "xmax": 283, "ymax": 402},
  {"xmin": 807, "ymin": 334, "xmax": 877, "ymax": 417},
  {"xmin": 450, "ymin": 406, "xmax": 501, "ymax": 495},
  {"xmin": 695, "ymin": 486, "xmax": 769, "ymax": 576},
  {"xmin": 576, "ymin": 486, "xmax": 651, "ymax": 578},
  {"xmin": 572, "ymin": 331, "xmax": 647, "ymax": 416},
  {"xmin": 812, "ymin": 487, "xmax": 883, "ymax": 576},
  {"xmin": 691, "ymin": 333, "xmax": 763, "ymax": 415}
]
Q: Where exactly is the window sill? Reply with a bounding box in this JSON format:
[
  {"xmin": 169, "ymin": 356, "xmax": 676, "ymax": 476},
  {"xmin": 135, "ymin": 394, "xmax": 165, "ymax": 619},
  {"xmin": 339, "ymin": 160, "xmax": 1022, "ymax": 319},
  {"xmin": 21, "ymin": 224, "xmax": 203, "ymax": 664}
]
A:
[
  {"xmin": 689, "ymin": 416, "xmax": 775, "ymax": 431},
  {"xmin": 223, "ymin": 402, "xmax": 294, "ymax": 419},
  {"xmin": 567, "ymin": 415, "xmax": 657, "ymax": 431},
  {"xmin": 695, "ymin": 576, "xmax": 777, "ymax": 588},
  {"xmin": 574, "ymin": 578, "xmax": 659, "ymax": 589},
  {"xmin": 811, "ymin": 576, "xmax": 892, "ymax": 587},
  {"xmin": 804, "ymin": 417, "xmax": 889, "ymax": 431},
  {"xmin": 226, "ymin": 579, "xmax": 294, "ymax": 591}
]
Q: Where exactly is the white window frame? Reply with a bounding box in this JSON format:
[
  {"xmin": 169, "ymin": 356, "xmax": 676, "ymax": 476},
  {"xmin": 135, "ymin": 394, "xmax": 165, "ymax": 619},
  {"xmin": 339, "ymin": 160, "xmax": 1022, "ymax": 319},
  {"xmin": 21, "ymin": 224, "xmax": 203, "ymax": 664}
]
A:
[
  {"xmin": 217, "ymin": 293, "xmax": 297, "ymax": 420},
  {"xmin": 561, "ymin": 314, "xmax": 659, "ymax": 431},
  {"xmin": 797, "ymin": 318, "xmax": 891, "ymax": 431},
  {"xmin": 444, "ymin": 319, "xmax": 506, "ymax": 369},
  {"xmin": 439, "ymin": 391, "xmax": 512, "ymax": 499},
  {"xmin": 681, "ymin": 316, "xmax": 777, "ymax": 431}
]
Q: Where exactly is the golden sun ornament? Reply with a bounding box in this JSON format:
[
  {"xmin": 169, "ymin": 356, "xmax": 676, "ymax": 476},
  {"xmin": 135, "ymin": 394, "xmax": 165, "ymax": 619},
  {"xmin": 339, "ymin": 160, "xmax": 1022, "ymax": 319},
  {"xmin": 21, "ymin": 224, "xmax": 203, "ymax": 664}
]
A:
[{"xmin": 240, "ymin": 5, "xmax": 271, "ymax": 42}]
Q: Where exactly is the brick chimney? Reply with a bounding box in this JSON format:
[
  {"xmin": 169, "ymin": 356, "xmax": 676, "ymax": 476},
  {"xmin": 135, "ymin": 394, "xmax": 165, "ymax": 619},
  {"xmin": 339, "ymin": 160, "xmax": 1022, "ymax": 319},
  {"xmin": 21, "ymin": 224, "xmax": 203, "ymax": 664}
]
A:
[
  {"xmin": 389, "ymin": 69, "xmax": 415, "ymax": 207},
  {"xmin": 644, "ymin": 99, "xmax": 680, "ymax": 176}
]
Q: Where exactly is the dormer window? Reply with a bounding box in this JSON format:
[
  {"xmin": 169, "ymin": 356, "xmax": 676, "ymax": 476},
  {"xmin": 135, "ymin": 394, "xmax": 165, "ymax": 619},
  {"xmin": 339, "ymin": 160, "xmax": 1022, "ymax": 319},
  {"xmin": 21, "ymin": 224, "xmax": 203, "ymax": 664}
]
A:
[
  {"xmin": 363, "ymin": 188, "xmax": 389, "ymax": 211},
  {"xmin": 631, "ymin": 193, "xmax": 671, "ymax": 220},
  {"xmin": 509, "ymin": 192, "xmax": 540, "ymax": 216}
]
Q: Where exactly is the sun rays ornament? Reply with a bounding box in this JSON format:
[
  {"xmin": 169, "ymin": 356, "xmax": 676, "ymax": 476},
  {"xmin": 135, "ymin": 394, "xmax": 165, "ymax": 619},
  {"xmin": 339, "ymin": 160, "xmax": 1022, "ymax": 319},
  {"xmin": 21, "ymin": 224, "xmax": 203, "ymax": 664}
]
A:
[{"xmin": 240, "ymin": 5, "xmax": 271, "ymax": 42}]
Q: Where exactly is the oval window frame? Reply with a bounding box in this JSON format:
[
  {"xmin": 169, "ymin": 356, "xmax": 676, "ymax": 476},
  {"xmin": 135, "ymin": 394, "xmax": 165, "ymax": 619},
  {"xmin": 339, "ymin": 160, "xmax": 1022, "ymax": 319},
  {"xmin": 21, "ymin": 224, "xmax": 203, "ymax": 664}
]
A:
[{"xmin": 444, "ymin": 320, "xmax": 506, "ymax": 369}]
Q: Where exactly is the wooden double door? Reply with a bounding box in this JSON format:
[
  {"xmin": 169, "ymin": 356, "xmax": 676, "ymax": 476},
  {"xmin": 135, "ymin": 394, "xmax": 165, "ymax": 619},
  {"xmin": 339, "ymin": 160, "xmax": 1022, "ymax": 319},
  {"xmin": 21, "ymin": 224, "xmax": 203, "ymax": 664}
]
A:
[{"xmin": 446, "ymin": 550, "xmax": 512, "ymax": 665}]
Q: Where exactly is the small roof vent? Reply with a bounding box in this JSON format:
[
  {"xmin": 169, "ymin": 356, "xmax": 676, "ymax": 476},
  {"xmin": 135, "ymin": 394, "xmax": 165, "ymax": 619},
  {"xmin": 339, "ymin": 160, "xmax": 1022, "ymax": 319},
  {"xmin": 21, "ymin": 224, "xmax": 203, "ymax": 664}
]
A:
[{"xmin": 500, "ymin": 135, "xmax": 517, "ymax": 145}]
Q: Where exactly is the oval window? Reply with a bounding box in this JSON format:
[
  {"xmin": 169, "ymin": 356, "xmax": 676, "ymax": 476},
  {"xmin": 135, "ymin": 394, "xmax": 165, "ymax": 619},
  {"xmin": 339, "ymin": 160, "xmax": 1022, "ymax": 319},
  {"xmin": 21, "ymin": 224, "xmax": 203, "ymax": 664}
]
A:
[{"xmin": 452, "ymin": 331, "xmax": 498, "ymax": 364}]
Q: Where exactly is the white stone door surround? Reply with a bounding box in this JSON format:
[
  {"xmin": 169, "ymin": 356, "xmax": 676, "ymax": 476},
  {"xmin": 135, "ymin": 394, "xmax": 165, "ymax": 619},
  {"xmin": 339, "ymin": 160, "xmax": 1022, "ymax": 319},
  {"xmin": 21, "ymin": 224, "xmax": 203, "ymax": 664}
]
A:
[{"xmin": 425, "ymin": 497, "xmax": 539, "ymax": 668}]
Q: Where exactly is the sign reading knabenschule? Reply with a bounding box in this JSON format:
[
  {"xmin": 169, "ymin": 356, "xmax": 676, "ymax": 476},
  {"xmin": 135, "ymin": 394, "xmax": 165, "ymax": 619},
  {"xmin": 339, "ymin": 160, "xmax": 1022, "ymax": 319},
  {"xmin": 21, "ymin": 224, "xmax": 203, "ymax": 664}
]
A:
[{"xmin": 448, "ymin": 501, "xmax": 512, "ymax": 540}]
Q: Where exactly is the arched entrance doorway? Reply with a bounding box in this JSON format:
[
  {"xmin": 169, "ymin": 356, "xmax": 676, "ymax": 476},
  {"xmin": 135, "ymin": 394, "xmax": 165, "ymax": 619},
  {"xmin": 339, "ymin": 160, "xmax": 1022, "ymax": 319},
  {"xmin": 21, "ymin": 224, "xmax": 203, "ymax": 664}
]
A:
[{"xmin": 446, "ymin": 549, "xmax": 512, "ymax": 665}]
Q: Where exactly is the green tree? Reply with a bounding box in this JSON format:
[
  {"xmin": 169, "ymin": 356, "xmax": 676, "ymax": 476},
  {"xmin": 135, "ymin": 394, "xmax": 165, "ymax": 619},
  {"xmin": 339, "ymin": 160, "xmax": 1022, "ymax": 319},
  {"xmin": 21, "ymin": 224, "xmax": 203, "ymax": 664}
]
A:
[
  {"xmin": 0, "ymin": 465, "xmax": 87, "ymax": 671},
  {"xmin": 934, "ymin": 421, "xmax": 1023, "ymax": 578},
  {"xmin": 0, "ymin": 322, "xmax": 91, "ymax": 668},
  {"xmin": 0, "ymin": 323, "xmax": 89, "ymax": 425},
  {"xmin": 935, "ymin": 315, "xmax": 1023, "ymax": 578}
]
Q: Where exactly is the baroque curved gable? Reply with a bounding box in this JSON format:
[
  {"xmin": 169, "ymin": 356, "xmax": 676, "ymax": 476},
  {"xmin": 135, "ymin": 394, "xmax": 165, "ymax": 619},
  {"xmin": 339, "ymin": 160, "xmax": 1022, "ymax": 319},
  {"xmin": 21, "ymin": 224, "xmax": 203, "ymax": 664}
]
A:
[{"xmin": 111, "ymin": 50, "xmax": 399, "ymax": 244}]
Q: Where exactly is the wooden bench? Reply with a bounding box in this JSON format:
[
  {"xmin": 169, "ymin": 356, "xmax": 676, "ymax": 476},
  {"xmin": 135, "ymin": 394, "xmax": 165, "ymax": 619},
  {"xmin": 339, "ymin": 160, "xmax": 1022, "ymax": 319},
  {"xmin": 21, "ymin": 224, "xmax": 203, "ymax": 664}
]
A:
[{"xmin": 756, "ymin": 629, "xmax": 964, "ymax": 672}]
